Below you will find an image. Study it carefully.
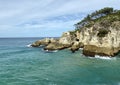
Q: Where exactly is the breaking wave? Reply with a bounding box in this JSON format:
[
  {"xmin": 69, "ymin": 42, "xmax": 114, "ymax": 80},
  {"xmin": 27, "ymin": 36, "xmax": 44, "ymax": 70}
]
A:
[
  {"xmin": 42, "ymin": 49, "xmax": 58, "ymax": 53},
  {"xmin": 95, "ymin": 55, "xmax": 116, "ymax": 60},
  {"xmin": 26, "ymin": 44, "xmax": 32, "ymax": 47}
]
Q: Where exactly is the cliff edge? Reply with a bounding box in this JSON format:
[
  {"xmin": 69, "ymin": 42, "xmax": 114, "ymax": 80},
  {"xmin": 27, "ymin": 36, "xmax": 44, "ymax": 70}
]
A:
[{"xmin": 31, "ymin": 7, "xmax": 120, "ymax": 57}]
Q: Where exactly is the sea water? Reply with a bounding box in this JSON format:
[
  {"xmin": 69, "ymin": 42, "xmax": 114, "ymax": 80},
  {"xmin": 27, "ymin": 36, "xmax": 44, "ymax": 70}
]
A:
[{"xmin": 0, "ymin": 38, "xmax": 120, "ymax": 85}]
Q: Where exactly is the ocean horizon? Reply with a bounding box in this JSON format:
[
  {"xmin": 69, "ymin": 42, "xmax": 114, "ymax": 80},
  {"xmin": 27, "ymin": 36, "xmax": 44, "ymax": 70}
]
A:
[
  {"xmin": 0, "ymin": 0, "xmax": 120, "ymax": 85},
  {"xmin": 0, "ymin": 38, "xmax": 120, "ymax": 85}
]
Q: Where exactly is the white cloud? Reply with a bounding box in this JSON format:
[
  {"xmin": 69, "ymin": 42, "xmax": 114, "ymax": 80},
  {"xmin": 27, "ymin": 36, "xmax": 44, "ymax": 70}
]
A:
[{"xmin": 0, "ymin": 0, "xmax": 120, "ymax": 37}]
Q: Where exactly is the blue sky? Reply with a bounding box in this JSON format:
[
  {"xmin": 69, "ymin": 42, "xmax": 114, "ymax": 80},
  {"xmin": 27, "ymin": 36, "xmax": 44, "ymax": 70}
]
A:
[{"xmin": 0, "ymin": 0, "xmax": 120, "ymax": 37}]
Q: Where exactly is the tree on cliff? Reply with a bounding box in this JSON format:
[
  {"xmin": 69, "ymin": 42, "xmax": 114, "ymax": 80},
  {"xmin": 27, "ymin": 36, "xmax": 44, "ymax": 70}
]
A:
[{"xmin": 75, "ymin": 7, "xmax": 119, "ymax": 30}]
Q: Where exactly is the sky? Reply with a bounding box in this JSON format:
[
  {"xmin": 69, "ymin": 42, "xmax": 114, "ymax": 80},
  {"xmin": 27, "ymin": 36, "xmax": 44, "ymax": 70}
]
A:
[{"xmin": 0, "ymin": 0, "xmax": 120, "ymax": 37}]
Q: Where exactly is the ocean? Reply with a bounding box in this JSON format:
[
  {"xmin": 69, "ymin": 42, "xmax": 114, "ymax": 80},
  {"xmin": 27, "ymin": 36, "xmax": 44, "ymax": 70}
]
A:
[{"xmin": 0, "ymin": 38, "xmax": 120, "ymax": 85}]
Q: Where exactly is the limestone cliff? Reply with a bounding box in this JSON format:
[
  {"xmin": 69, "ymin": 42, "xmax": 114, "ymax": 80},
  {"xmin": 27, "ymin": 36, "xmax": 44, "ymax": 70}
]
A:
[
  {"xmin": 73, "ymin": 7, "xmax": 120, "ymax": 56},
  {"xmin": 75, "ymin": 21, "xmax": 120, "ymax": 56},
  {"xmin": 31, "ymin": 7, "xmax": 120, "ymax": 57}
]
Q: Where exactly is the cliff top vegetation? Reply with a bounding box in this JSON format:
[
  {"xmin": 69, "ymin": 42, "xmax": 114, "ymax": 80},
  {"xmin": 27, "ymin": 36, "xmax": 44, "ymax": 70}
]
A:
[{"xmin": 75, "ymin": 7, "xmax": 120, "ymax": 31}]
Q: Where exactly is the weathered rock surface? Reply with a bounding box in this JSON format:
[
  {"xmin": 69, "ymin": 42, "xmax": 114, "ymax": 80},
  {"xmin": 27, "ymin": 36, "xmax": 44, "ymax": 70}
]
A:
[
  {"xmin": 44, "ymin": 42, "xmax": 71, "ymax": 51},
  {"xmin": 31, "ymin": 22, "xmax": 120, "ymax": 56},
  {"xmin": 31, "ymin": 8, "xmax": 120, "ymax": 57},
  {"xmin": 31, "ymin": 32, "xmax": 74, "ymax": 50},
  {"xmin": 31, "ymin": 38, "xmax": 57, "ymax": 47},
  {"xmin": 70, "ymin": 42, "xmax": 84, "ymax": 53},
  {"xmin": 59, "ymin": 32, "xmax": 75, "ymax": 45},
  {"xmin": 43, "ymin": 32, "xmax": 74, "ymax": 50},
  {"xmin": 75, "ymin": 21, "xmax": 120, "ymax": 57},
  {"xmin": 83, "ymin": 45, "xmax": 120, "ymax": 57}
]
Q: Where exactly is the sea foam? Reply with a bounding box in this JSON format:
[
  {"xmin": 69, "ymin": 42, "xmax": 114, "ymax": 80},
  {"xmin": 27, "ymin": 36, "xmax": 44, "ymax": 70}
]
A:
[
  {"xmin": 95, "ymin": 55, "xmax": 115, "ymax": 60},
  {"xmin": 42, "ymin": 49, "xmax": 58, "ymax": 53},
  {"xmin": 26, "ymin": 44, "xmax": 32, "ymax": 47},
  {"xmin": 79, "ymin": 48, "xmax": 83, "ymax": 50}
]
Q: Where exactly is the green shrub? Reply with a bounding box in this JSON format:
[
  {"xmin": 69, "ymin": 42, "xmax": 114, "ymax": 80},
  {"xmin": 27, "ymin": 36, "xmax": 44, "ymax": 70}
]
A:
[
  {"xmin": 75, "ymin": 7, "xmax": 120, "ymax": 30},
  {"xmin": 97, "ymin": 29, "xmax": 109, "ymax": 37}
]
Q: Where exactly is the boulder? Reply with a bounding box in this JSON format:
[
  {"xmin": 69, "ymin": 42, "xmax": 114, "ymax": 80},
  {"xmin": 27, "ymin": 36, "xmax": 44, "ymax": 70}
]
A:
[{"xmin": 83, "ymin": 45, "xmax": 120, "ymax": 57}]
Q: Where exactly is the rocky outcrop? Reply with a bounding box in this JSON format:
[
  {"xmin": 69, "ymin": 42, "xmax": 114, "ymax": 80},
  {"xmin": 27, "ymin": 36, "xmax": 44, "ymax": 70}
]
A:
[
  {"xmin": 31, "ymin": 32, "xmax": 75, "ymax": 50},
  {"xmin": 83, "ymin": 45, "xmax": 120, "ymax": 57},
  {"xmin": 31, "ymin": 38, "xmax": 57, "ymax": 47},
  {"xmin": 75, "ymin": 21, "xmax": 120, "ymax": 57},
  {"xmin": 31, "ymin": 22, "xmax": 120, "ymax": 56},
  {"xmin": 31, "ymin": 8, "xmax": 120, "ymax": 57},
  {"xmin": 44, "ymin": 42, "xmax": 71, "ymax": 51},
  {"xmin": 59, "ymin": 32, "xmax": 75, "ymax": 45}
]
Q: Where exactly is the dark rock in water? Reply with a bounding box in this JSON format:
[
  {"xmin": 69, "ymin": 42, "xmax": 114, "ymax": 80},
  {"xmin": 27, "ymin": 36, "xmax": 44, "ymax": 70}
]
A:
[{"xmin": 83, "ymin": 45, "xmax": 120, "ymax": 57}]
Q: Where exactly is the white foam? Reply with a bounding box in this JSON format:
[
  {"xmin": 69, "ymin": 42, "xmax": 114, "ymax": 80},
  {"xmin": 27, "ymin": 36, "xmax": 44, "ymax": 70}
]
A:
[
  {"xmin": 26, "ymin": 44, "xmax": 32, "ymax": 47},
  {"xmin": 45, "ymin": 78, "xmax": 49, "ymax": 80},
  {"xmin": 43, "ymin": 49, "xmax": 58, "ymax": 53},
  {"xmin": 39, "ymin": 45, "xmax": 44, "ymax": 47},
  {"xmin": 79, "ymin": 48, "xmax": 83, "ymax": 50},
  {"xmin": 52, "ymin": 50, "xmax": 58, "ymax": 52},
  {"xmin": 95, "ymin": 55, "xmax": 112, "ymax": 60}
]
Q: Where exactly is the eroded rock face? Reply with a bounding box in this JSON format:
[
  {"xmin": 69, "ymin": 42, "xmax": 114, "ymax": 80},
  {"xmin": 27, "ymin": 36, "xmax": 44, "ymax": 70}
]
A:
[
  {"xmin": 44, "ymin": 32, "xmax": 74, "ymax": 51},
  {"xmin": 83, "ymin": 45, "xmax": 119, "ymax": 57},
  {"xmin": 70, "ymin": 42, "xmax": 84, "ymax": 53},
  {"xmin": 31, "ymin": 32, "xmax": 74, "ymax": 50},
  {"xmin": 59, "ymin": 32, "xmax": 74, "ymax": 45},
  {"xmin": 75, "ymin": 21, "xmax": 120, "ymax": 57},
  {"xmin": 31, "ymin": 20, "xmax": 120, "ymax": 57}
]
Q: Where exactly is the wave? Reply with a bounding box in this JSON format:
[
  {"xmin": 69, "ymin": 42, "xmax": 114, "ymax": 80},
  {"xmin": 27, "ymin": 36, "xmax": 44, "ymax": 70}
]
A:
[
  {"xmin": 87, "ymin": 55, "xmax": 117, "ymax": 60},
  {"xmin": 95, "ymin": 55, "xmax": 116, "ymax": 60},
  {"xmin": 26, "ymin": 44, "xmax": 46, "ymax": 48},
  {"xmin": 42, "ymin": 49, "xmax": 58, "ymax": 53},
  {"xmin": 26, "ymin": 44, "xmax": 32, "ymax": 47},
  {"xmin": 0, "ymin": 49, "xmax": 33, "ymax": 57},
  {"xmin": 79, "ymin": 48, "xmax": 83, "ymax": 50}
]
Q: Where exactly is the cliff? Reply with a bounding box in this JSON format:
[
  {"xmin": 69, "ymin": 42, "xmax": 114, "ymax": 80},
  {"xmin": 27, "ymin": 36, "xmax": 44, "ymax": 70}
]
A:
[
  {"xmin": 75, "ymin": 21, "xmax": 120, "ymax": 56},
  {"xmin": 31, "ymin": 7, "xmax": 120, "ymax": 57}
]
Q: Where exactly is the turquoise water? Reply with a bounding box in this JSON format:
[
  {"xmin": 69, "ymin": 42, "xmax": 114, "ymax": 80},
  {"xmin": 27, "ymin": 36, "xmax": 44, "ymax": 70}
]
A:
[{"xmin": 0, "ymin": 38, "xmax": 120, "ymax": 85}]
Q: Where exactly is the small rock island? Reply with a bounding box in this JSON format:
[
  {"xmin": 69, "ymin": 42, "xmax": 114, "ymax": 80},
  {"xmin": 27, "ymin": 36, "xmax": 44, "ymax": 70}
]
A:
[{"xmin": 31, "ymin": 7, "xmax": 120, "ymax": 57}]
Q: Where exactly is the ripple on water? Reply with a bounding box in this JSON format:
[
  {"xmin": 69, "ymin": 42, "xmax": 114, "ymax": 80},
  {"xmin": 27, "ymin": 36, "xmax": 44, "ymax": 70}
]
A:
[{"xmin": 0, "ymin": 38, "xmax": 120, "ymax": 85}]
